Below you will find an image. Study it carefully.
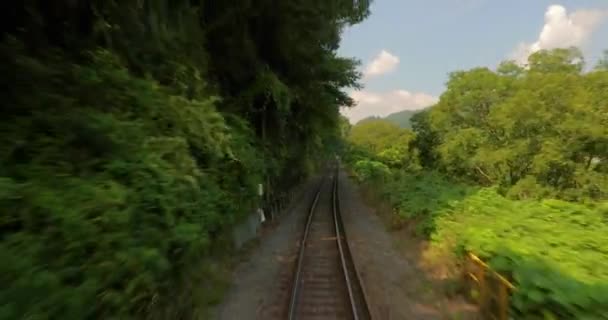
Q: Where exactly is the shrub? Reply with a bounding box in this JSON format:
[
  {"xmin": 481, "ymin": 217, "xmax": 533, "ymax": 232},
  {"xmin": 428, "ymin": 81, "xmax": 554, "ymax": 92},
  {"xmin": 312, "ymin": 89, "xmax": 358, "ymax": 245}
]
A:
[
  {"xmin": 356, "ymin": 169, "xmax": 608, "ymax": 318},
  {"xmin": 0, "ymin": 48, "xmax": 262, "ymax": 319},
  {"xmin": 353, "ymin": 160, "xmax": 392, "ymax": 184}
]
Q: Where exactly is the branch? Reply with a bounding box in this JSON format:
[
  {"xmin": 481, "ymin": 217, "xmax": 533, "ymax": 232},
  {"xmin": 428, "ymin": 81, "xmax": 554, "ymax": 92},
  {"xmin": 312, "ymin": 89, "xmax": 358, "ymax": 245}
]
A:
[{"xmin": 475, "ymin": 166, "xmax": 494, "ymax": 185}]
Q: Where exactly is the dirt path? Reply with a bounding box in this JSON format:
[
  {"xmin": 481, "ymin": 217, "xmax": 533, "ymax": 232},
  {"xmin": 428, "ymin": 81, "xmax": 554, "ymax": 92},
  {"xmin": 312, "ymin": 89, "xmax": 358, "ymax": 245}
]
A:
[{"xmin": 338, "ymin": 170, "xmax": 477, "ymax": 320}]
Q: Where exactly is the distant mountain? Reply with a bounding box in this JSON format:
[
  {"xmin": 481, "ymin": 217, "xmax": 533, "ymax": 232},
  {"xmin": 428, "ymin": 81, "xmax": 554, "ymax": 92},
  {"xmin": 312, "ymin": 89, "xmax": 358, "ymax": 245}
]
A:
[
  {"xmin": 384, "ymin": 110, "xmax": 419, "ymax": 129},
  {"xmin": 356, "ymin": 116, "xmax": 383, "ymax": 124},
  {"xmin": 357, "ymin": 107, "xmax": 429, "ymax": 129}
]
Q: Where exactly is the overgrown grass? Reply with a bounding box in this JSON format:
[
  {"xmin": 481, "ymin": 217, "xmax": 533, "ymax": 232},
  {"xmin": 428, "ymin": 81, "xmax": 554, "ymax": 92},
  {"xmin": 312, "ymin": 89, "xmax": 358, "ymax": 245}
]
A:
[
  {"xmin": 353, "ymin": 168, "xmax": 608, "ymax": 319},
  {"xmin": 383, "ymin": 171, "xmax": 477, "ymax": 235},
  {"xmin": 433, "ymin": 187, "xmax": 608, "ymax": 319}
]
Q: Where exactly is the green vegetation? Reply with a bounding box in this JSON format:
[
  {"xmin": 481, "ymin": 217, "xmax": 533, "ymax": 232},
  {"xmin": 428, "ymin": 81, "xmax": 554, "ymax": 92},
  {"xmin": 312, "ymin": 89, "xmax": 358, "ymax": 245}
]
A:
[
  {"xmin": 384, "ymin": 109, "xmax": 426, "ymax": 129},
  {"xmin": 346, "ymin": 47, "xmax": 608, "ymax": 319},
  {"xmin": 347, "ymin": 119, "xmax": 419, "ymax": 171},
  {"xmin": 426, "ymin": 47, "xmax": 607, "ymax": 201},
  {"xmin": 0, "ymin": 1, "xmax": 369, "ymax": 319},
  {"xmin": 436, "ymin": 192, "xmax": 608, "ymax": 319},
  {"xmin": 357, "ymin": 108, "xmax": 427, "ymax": 129},
  {"xmin": 375, "ymin": 173, "xmax": 608, "ymax": 318}
]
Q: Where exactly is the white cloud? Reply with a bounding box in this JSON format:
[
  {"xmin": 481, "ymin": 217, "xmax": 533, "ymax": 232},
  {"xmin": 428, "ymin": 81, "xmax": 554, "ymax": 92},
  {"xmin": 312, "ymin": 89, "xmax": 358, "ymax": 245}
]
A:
[
  {"xmin": 364, "ymin": 50, "xmax": 400, "ymax": 77},
  {"xmin": 341, "ymin": 89, "xmax": 438, "ymax": 123},
  {"xmin": 511, "ymin": 5, "xmax": 608, "ymax": 64}
]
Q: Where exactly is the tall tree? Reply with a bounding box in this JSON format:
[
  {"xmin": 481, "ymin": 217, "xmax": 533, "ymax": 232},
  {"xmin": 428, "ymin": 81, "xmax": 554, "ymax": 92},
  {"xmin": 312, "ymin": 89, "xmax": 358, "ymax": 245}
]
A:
[{"xmin": 415, "ymin": 47, "xmax": 607, "ymax": 199}]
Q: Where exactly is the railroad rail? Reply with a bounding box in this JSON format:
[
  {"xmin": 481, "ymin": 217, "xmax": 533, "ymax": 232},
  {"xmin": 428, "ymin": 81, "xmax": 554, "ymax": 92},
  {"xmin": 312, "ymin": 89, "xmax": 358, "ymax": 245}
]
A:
[{"xmin": 288, "ymin": 165, "xmax": 371, "ymax": 320}]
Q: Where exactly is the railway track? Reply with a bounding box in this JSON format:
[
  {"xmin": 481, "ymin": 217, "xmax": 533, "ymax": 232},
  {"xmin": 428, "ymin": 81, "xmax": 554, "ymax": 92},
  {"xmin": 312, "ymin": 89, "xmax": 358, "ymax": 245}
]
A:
[{"xmin": 288, "ymin": 166, "xmax": 371, "ymax": 320}]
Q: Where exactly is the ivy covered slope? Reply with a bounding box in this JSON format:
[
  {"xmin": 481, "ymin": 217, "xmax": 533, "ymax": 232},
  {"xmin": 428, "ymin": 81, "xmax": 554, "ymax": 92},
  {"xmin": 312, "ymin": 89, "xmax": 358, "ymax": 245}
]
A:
[
  {"xmin": 0, "ymin": 1, "xmax": 369, "ymax": 319},
  {"xmin": 345, "ymin": 48, "xmax": 608, "ymax": 319}
]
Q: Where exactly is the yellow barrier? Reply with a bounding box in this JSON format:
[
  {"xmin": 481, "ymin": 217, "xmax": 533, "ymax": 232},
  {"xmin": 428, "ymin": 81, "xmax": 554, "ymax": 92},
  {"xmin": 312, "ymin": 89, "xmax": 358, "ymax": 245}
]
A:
[{"xmin": 464, "ymin": 252, "xmax": 516, "ymax": 320}]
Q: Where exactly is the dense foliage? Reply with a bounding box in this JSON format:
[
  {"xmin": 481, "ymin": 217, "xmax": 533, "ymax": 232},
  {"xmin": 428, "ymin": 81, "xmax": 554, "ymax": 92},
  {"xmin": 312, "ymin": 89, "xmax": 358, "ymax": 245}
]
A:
[
  {"xmin": 345, "ymin": 47, "xmax": 608, "ymax": 319},
  {"xmin": 347, "ymin": 119, "xmax": 420, "ymax": 171},
  {"xmin": 356, "ymin": 108, "xmax": 427, "ymax": 129},
  {"xmin": 437, "ymin": 192, "xmax": 608, "ymax": 319},
  {"xmin": 0, "ymin": 1, "xmax": 369, "ymax": 319},
  {"xmin": 374, "ymin": 173, "xmax": 608, "ymax": 319},
  {"xmin": 420, "ymin": 47, "xmax": 607, "ymax": 201}
]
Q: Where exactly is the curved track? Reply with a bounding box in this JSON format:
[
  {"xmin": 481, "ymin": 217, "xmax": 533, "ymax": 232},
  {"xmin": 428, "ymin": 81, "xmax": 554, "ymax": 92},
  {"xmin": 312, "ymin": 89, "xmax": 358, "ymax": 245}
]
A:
[{"xmin": 288, "ymin": 166, "xmax": 371, "ymax": 320}]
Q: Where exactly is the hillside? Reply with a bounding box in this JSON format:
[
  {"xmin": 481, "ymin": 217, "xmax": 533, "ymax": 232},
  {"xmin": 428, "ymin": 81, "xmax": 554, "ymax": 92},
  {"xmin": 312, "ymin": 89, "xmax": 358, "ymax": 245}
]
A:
[
  {"xmin": 384, "ymin": 109, "xmax": 423, "ymax": 128},
  {"xmin": 357, "ymin": 108, "xmax": 429, "ymax": 128}
]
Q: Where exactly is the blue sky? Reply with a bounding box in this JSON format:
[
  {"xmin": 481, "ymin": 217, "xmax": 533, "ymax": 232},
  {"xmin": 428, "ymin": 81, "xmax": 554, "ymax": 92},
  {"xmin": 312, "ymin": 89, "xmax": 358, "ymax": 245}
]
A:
[{"xmin": 340, "ymin": 0, "xmax": 608, "ymax": 122}]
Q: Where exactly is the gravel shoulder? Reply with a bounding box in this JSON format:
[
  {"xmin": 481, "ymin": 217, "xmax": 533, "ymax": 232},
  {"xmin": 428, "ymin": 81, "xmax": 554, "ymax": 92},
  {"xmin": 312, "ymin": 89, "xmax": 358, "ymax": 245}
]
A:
[
  {"xmin": 338, "ymin": 170, "xmax": 477, "ymax": 320},
  {"xmin": 213, "ymin": 170, "xmax": 475, "ymax": 320},
  {"xmin": 211, "ymin": 176, "xmax": 322, "ymax": 320}
]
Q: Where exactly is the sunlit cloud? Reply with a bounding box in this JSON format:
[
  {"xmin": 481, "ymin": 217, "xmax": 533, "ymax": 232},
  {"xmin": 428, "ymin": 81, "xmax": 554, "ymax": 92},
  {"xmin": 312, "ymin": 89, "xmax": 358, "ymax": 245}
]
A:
[
  {"xmin": 364, "ymin": 50, "xmax": 400, "ymax": 77},
  {"xmin": 511, "ymin": 5, "xmax": 608, "ymax": 64}
]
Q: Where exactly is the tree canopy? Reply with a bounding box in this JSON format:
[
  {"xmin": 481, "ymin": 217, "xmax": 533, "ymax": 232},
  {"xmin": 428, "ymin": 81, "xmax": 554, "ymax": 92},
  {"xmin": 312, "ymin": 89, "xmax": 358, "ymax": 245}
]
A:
[
  {"xmin": 0, "ymin": 1, "xmax": 371, "ymax": 319},
  {"xmin": 343, "ymin": 47, "xmax": 608, "ymax": 319},
  {"xmin": 421, "ymin": 48, "xmax": 607, "ymax": 200}
]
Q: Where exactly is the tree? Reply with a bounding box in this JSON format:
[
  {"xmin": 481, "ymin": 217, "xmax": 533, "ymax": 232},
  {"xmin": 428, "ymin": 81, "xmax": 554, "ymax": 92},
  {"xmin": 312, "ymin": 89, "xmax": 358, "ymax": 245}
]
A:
[
  {"xmin": 410, "ymin": 111, "xmax": 439, "ymax": 168},
  {"xmin": 0, "ymin": 1, "xmax": 372, "ymax": 319},
  {"xmin": 348, "ymin": 119, "xmax": 419, "ymax": 170},
  {"xmin": 412, "ymin": 47, "xmax": 607, "ymax": 199},
  {"xmin": 497, "ymin": 60, "xmax": 525, "ymax": 78},
  {"xmin": 527, "ymin": 47, "xmax": 584, "ymax": 74},
  {"xmin": 349, "ymin": 120, "xmax": 407, "ymax": 153}
]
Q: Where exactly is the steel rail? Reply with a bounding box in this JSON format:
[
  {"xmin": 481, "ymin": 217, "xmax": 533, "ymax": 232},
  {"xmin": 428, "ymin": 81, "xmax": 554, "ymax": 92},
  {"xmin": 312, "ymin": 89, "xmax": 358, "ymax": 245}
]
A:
[
  {"xmin": 288, "ymin": 164, "xmax": 372, "ymax": 320},
  {"xmin": 332, "ymin": 171, "xmax": 360, "ymax": 319},
  {"xmin": 333, "ymin": 165, "xmax": 373, "ymax": 320},
  {"xmin": 287, "ymin": 177, "xmax": 324, "ymax": 320}
]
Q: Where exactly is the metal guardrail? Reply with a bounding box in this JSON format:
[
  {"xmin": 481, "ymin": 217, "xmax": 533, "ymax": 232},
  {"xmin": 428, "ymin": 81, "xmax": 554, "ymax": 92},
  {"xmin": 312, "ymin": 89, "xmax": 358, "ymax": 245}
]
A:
[{"xmin": 464, "ymin": 252, "xmax": 516, "ymax": 320}]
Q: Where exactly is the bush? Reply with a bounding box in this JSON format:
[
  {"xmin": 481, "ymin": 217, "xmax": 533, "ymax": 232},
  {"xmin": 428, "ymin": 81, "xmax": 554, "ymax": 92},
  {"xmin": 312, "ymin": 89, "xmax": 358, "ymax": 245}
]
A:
[
  {"xmin": 0, "ymin": 48, "xmax": 263, "ymax": 319},
  {"xmin": 430, "ymin": 181, "xmax": 608, "ymax": 318},
  {"xmin": 383, "ymin": 171, "xmax": 476, "ymax": 236},
  {"xmin": 352, "ymin": 160, "xmax": 392, "ymax": 184},
  {"xmin": 356, "ymin": 169, "xmax": 608, "ymax": 318}
]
